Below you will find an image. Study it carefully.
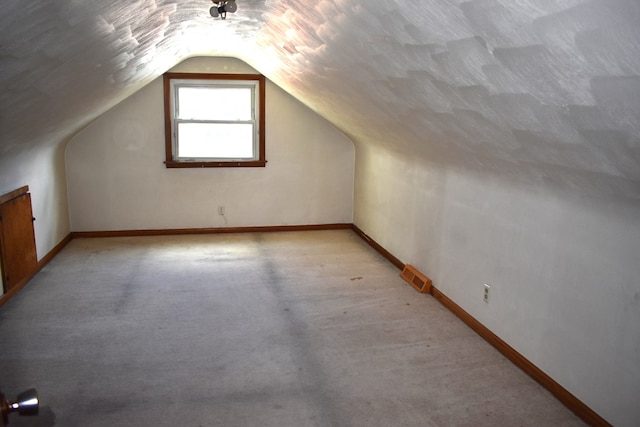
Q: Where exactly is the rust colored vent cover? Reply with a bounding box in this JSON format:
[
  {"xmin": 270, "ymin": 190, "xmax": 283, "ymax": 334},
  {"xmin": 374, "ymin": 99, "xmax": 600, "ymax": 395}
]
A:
[{"xmin": 400, "ymin": 264, "xmax": 432, "ymax": 294}]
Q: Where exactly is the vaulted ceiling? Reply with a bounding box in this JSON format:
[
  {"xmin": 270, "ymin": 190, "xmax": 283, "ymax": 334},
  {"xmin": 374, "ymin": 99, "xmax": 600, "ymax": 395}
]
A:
[{"xmin": 2, "ymin": 0, "xmax": 640, "ymax": 198}]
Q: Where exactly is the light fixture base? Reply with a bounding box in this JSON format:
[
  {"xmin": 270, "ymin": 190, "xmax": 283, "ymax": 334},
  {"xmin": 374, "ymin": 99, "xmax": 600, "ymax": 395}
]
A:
[{"xmin": 210, "ymin": 0, "xmax": 237, "ymax": 19}]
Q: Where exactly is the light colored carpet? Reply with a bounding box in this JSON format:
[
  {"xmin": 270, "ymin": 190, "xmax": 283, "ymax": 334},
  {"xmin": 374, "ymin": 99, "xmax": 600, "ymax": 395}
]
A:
[{"xmin": 0, "ymin": 230, "xmax": 584, "ymax": 426}]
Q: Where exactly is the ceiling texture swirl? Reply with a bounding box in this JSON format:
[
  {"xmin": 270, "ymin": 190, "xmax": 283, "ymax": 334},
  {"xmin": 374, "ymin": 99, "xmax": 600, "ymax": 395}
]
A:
[{"xmin": 1, "ymin": 0, "xmax": 639, "ymax": 198}]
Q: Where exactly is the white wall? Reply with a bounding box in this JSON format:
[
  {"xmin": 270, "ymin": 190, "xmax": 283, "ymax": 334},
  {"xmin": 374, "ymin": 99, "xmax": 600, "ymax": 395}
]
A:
[
  {"xmin": 0, "ymin": 144, "xmax": 70, "ymax": 263},
  {"xmin": 354, "ymin": 144, "xmax": 640, "ymax": 426},
  {"xmin": 66, "ymin": 57, "xmax": 354, "ymax": 231}
]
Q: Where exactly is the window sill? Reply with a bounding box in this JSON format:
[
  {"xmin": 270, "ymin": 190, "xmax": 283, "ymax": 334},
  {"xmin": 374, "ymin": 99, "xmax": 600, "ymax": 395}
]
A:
[{"xmin": 165, "ymin": 160, "xmax": 267, "ymax": 168}]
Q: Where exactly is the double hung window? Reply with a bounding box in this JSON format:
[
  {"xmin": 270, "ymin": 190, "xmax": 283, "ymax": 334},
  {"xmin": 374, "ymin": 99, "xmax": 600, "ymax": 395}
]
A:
[{"xmin": 164, "ymin": 73, "xmax": 266, "ymax": 167}]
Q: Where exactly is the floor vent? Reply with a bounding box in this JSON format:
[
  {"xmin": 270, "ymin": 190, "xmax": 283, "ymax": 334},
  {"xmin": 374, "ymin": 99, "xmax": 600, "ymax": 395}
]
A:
[{"xmin": 400, "ymin": 264, "xmax": 432, "ymax": 294}]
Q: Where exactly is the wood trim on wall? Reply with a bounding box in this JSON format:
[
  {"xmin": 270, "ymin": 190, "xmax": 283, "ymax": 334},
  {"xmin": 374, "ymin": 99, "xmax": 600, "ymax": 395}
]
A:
[
  {"xmin": 350, "ymin": 225, "xmax": 404, "ymax": 270},
  {"xmin": 0, "ymin": 185, "xmax": 29, "ymax": 206},
  {"xmin": 350, "ymin": 225, "xmax": 611, "ymax": 427},
  {"xmin": 429, "ymin": 287, "xmax": 611, "ymax": 427},
  {"xmin": 37, "ymin": 233, "xmax": 74, "ymax": 270},
  {"xmin": 71, "ymin": 223, "xmax": 353, "ymax": 238},
  {"xmin": 0, "ymin": 232, "xmax": 73, "ymax": 309}
]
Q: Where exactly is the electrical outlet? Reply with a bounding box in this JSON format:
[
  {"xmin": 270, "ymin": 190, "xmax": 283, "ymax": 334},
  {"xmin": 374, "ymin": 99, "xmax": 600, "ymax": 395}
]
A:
[
  {"xmin": 218, "ymin": 206, "xmax": 225, "ymax": 215},
  {"xmin": 483, "ymin": 284, "xmax": 490, "ymax": 303}
]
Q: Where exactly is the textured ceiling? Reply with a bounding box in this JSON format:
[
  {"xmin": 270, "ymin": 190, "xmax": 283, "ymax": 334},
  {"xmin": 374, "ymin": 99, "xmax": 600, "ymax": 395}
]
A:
[{"xmin": 1, "ymin": 0, "xmax": 640, "ymax": 197}]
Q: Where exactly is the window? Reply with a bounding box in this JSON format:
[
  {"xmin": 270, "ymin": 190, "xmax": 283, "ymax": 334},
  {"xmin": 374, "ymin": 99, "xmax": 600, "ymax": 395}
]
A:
[{"xmin": 163, "ymin": 73, "xmax": 266, "ymax": 167}]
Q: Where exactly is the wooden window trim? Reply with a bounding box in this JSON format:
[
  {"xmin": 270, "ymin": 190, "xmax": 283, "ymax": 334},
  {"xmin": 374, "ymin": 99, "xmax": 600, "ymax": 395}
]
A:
[{"xmin": 163, "ymin": 72, "xmax": 266, "ymax": 168}]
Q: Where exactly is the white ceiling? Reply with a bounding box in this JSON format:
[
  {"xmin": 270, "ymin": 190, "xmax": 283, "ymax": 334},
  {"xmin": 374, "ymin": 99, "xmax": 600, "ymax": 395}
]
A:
[{"xmin": 1, "ymin": 0, "xmax": 639, "ymax": 197}]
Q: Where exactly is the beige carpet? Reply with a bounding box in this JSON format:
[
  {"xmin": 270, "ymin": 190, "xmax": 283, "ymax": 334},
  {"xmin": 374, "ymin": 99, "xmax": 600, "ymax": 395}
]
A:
[{"xmin": 0, "ymin": 230, "xmax": 584, "ymax": 426}]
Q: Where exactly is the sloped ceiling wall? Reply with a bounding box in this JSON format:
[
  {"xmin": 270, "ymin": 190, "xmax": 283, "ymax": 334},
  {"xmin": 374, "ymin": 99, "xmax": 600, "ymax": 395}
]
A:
[{"xmin": 2, "ymin": 0, "xmax": 640, "ymax": 198}]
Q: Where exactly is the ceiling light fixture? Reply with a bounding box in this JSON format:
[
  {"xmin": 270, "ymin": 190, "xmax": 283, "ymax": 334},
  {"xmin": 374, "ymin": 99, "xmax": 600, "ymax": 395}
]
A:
[{"xmin": 210, "ymin": 0, "xmax": 237, "ymax": 20}]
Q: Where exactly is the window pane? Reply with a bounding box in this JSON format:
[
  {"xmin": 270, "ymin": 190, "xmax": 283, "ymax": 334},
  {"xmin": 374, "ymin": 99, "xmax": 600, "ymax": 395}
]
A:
[
  {"xmin": 177, "ymin": 123, "xmax": 254, "ymax": 159},
  {"xmin": 178, "ymin": 87, "xmax": 252, "ymax": 120}
]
